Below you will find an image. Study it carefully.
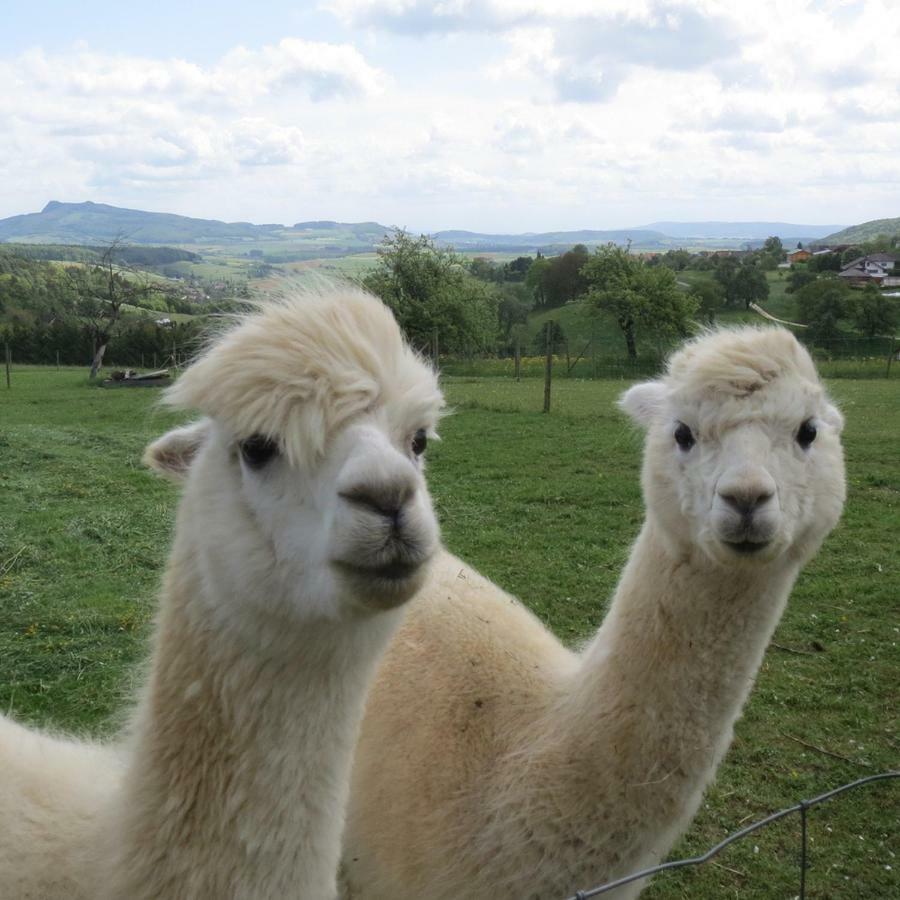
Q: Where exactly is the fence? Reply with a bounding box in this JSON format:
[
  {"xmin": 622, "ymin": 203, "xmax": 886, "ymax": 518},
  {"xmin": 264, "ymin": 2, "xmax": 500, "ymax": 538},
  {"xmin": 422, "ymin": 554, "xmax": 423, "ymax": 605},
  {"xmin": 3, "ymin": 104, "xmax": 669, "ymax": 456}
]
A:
[
  {"xmin": 437, "ymin": 332, "xmax": 898, "ymax": 381},
  {"xmin": 566, "ymin": 771, "xmax": 899, "ymax": 899}
]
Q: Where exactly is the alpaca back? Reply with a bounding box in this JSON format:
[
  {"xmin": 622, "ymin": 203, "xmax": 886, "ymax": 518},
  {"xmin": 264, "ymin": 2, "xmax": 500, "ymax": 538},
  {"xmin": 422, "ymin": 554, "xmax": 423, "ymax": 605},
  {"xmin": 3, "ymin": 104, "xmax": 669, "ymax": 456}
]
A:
[
  {"xmin": 0, "ymin": 716, "xmax": 122, "ymax": 899},
  {"xmin": 342, "ymin": 550, "xmax": 577, "ymax": 898}
]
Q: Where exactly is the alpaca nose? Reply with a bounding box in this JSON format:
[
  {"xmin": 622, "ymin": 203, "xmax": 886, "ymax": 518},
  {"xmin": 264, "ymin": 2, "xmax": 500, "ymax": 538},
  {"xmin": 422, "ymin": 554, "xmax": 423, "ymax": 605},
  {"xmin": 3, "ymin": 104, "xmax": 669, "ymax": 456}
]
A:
[
  {"xmin": 717, "ymin": 480, "xmax": 775, "ymax": 516},
  {"xmin": 339, "ymin": 480, "xmax": 414, "ymax": 525}
]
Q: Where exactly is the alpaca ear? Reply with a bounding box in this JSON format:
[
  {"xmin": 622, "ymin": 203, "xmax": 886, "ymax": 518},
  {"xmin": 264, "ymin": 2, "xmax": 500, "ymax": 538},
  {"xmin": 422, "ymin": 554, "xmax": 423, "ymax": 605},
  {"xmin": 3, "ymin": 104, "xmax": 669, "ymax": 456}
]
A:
[
  {"xmin": 619, "ymin": 381, "xmax": 668, "ymax": 426},
  {"xmin": 143, "ymin": 419, "xmax": 211, "ymax": 481},
  {"xmin": 823, "ymin": 403, "xmax": 844, "ymax": 433}
]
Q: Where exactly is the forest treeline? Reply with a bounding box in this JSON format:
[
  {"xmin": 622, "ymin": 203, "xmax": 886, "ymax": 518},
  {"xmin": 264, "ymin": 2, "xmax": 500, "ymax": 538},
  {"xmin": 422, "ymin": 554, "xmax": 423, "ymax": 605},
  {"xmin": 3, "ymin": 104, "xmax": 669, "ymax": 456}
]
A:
[{"xmin": 2, "ymin": 230, "xmax": 897, "ymax": 368}]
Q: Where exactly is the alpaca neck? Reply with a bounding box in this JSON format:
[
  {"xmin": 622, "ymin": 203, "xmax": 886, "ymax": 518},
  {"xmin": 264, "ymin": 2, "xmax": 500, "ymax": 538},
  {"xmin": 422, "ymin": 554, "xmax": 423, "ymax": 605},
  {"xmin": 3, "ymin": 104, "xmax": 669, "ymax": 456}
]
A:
[
  {"xmin": 556, "ymin": 520, "xmax": 797, "ymax": 858},
  {"xmin": 101, "ymin": 545, "xmax": 398, "ymax": 900}
]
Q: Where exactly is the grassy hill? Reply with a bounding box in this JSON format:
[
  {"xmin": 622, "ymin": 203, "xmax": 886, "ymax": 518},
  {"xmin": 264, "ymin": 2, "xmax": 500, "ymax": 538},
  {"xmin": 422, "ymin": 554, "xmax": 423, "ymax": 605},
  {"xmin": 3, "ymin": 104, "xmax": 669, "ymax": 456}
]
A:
[
  {"xmin": 822, "ymin": 217, "xmax": 900, "ymax": 245},
  {"xmin": 0, "ymin": 201, "xmax": 284, "ymax": 245}
]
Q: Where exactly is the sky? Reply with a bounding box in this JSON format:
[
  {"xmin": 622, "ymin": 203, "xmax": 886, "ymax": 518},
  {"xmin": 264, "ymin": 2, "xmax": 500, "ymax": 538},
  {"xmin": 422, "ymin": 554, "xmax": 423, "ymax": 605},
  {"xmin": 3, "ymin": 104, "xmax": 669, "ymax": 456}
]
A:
[{"xmin": 1, "ymin": 0, "xmax": 898, "ymax": 232}]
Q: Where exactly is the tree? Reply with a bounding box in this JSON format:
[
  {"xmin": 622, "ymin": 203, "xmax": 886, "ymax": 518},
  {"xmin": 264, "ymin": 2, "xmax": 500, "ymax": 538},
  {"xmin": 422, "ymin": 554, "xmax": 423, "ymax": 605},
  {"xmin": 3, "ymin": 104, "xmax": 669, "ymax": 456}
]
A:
[
  {"xmin": 531, "ymin": 319, "xmax": 566, "ymax": 355},
  {"xmin": 525, "ymin": 255, "xmax": 551, "ymax": 308},
  {"xmin": 808, "ymin": 251, "xmax": 842, "ymax": 273},
  {"xmin": 692, "ymin": 280, "xmax": 726, "ymax": 323},
  {"xmin": 795, "ymin": 279, "xmax": 850, "ymax": 346},
  {"xmin": 786, "ymin": 267, "xmax": 817, "ymax": 294},
  {"xmin": 496, "ymin": 284, "xmax": 533, "ymax": 340},
  {"xmin": 851, "ymin": 284, "xmax": 898, "ymax": 338},
  {"xmin": 714, "ymin": 258, "xmax": 769, "ymax": 308},
  {"xmin": 582, "ymin": 244, "xmax": 698, "ymax": 359},
  {"xmin": 732, "ymin": 263, "xmax": 770, "ymax": 309},
  {"xmin": 363, "ymin": 230, "xmax": 499, "ymax": 354},
  {"xmin": 65, "ymin": 238, "xmax": 155, "ymax": 378},
  {"xmin": 468, "ymin": 256, "xmax": 498, "ymax": 282},
  {"xmin": 760, "ymin": 236, "xmax": 785, "ymax": 270},
  {"xmin": 649, "ymin": 249, "xmax": 691, "ymax": 271},
  {"xmin": 541, "ymin": 244, "xmax": 590, "ymax": 309},
  {"xmin": 503, "ymin": 256, "xmax": 533, "ymax": 281}
]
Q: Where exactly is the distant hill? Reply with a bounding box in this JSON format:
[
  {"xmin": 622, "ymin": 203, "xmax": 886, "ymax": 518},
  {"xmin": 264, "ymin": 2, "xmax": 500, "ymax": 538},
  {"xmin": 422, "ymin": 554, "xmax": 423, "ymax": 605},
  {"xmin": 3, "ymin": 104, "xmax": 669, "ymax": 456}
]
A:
[
  {"xmin": 821, "ymin": 217, "xmax": 900, "ymax": 245},
  {"xmin": 637, "ymin": 221, "xmax": 843, "ymax": 240},
  {"xmin": 431, "ymin": 228, "xmax": 668, "ymax": 252},
  {"xmin": 0, "ymin": 201, "xmax": 869, "ymax": 253},
  {"xmin": 0, "ymin": 201, "xmax": 283, "ymax": 245}
]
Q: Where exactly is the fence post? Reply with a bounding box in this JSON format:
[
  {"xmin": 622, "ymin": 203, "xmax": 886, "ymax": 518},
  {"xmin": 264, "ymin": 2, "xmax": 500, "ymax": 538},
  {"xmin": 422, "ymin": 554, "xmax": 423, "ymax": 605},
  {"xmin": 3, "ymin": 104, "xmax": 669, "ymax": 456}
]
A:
[
  {"xmin": 514, "ymin": 337, "xmax": 521, "ymax": 382},
  {"xmin": 886, "ymin": 340, "xmax": 896, "ymax": 379},
  {"xmin": 543, "ymin": 321, "xmax": 552, "ymax": 413},
  {"xmin": 5, "ymin": 343, "xmax": 10, "ymax": 389},
  {"xmin": 432, "ymin": 328, "xmax": 439, "ymax": 370}
]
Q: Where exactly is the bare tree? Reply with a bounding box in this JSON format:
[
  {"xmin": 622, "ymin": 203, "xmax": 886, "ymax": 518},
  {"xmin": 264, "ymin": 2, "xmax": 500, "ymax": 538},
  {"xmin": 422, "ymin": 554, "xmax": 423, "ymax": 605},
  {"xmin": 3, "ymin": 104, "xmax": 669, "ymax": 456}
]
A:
[{"xmin": 65, "ymin": 236, "xmax": 154, "ymax": 378}]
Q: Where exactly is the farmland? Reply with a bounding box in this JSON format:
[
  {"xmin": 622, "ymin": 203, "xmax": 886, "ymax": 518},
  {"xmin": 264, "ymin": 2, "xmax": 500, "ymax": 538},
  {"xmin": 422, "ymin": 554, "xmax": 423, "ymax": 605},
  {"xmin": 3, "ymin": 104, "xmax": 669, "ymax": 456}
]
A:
[{"xmin": 0, "ymin": 366, "xmax": 897, "ymax": 898}]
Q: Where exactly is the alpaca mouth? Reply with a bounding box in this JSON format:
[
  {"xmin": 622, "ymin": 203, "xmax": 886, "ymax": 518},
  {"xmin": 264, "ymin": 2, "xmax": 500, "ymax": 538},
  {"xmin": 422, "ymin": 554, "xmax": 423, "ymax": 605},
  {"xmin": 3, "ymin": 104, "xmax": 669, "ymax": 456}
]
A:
[
  {"xmin": 723, "ymin": 539, "xmax": 771, "ymax": 556},
  {"xmin": 334, "ymin": 559, "xmax": 422, "ymax": 581}
]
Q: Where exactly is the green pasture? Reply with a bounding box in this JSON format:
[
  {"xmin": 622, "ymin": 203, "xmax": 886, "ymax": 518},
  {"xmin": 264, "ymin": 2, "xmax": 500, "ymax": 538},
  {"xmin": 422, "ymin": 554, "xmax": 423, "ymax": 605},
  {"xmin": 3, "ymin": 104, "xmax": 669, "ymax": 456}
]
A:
[{"xmin": 0, "ymin": 367, "xmax": 897, "ymax": 898}]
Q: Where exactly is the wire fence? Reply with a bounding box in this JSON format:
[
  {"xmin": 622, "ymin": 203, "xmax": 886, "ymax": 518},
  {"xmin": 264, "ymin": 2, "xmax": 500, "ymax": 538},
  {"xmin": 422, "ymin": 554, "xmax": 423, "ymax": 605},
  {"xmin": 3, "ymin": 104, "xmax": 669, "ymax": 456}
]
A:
[{"xmin": 565, "ymin": 771, "xmax": 899, "ymax": 899}]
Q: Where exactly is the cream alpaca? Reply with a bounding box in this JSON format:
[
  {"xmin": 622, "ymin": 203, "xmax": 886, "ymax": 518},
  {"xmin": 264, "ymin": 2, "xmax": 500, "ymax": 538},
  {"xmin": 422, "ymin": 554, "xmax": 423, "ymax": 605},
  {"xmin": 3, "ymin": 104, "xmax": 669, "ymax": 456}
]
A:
[
  {"xmin": 0, "ymin": 288, "xmax": 443, "ymax": 899},
  {"xmin": 341, "ymin": 326, "xmax": 846, "ymax": 899}
]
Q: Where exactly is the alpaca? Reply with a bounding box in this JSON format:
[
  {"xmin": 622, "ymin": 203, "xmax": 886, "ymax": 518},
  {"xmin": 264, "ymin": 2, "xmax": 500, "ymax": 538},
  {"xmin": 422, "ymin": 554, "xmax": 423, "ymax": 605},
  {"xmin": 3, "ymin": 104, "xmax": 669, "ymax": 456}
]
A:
[
  {"xmin": 341, "ymin": 326, "xmax": 846, "ymax": 900},
  {"xmin": 0, "ymin": 288, "xmax": 444, "ymax": 900}
]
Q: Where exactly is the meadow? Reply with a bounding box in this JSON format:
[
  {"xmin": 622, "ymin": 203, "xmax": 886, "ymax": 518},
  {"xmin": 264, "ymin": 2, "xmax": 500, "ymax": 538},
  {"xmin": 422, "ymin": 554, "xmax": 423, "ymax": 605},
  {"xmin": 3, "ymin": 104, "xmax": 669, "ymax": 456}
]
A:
[{"xmin": 0, "ymin": 366, "xmax": 897, "ymax": 898}]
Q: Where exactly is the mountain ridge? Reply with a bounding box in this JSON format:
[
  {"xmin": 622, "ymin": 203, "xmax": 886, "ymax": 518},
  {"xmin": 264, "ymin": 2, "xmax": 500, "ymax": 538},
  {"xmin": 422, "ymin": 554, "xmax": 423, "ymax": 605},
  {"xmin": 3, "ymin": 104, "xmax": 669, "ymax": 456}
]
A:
[{"xmin": 0, "ymin": 200, "xmax": 857, "ymax": 250}]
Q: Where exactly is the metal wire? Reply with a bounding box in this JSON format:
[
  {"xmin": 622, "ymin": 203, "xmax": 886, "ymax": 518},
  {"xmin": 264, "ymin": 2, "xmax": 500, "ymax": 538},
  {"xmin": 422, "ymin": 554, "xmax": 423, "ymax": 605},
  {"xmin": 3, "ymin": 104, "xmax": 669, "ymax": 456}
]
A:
[{"xmin": 564, "ymin": 771, "xmax": 899, "ymax": 899}]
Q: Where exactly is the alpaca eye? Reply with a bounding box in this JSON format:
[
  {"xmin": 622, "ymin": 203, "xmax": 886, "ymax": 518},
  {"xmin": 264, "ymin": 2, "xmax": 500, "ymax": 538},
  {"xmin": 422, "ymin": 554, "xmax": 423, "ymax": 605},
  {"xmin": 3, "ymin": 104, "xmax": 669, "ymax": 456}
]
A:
[
  {"xmin": 797, "ymin": 419, "xmax": 817, "ymax": 449},
  {"xmin": 239, "ymin": 434, "xmax": 279, "ymax": 469},
  {"xmin": 674, "ymin": 422, "xmax": 695, "ymax": 450},
  {"xmin": 411, "ymin": 429, "xmax": 427, "ymax": 457}
]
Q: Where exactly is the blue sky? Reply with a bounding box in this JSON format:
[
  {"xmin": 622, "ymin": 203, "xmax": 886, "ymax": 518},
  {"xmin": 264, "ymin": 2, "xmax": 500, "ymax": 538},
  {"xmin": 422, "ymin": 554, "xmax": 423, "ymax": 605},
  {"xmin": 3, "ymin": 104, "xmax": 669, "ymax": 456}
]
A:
[{"xmin": 2, "ymin": 1, "xmax": 898, "ymax": 231}]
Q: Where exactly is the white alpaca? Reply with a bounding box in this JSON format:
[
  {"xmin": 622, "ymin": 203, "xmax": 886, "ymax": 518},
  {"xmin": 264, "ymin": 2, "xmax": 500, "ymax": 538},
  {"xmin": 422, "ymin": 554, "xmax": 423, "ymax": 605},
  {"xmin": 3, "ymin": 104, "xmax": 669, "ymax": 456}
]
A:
[
  {"xmin": 341, "ymin": 327, "xmax": 846, "ymax": 899},
  {"xmin": 0, "ymin": 288, "xmax": 444, "ymax": 900}
]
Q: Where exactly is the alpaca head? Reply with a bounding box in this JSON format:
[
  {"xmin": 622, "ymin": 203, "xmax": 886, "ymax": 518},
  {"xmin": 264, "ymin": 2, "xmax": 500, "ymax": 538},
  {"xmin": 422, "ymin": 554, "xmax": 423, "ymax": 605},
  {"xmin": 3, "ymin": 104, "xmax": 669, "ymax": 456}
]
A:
[
  {"xmin": 143, "ymin": 288, "xmax": 443, "ymax": 621},
  {"xmin": 621, "ymin": 327, "xmax": 846, "ymax": 568}
]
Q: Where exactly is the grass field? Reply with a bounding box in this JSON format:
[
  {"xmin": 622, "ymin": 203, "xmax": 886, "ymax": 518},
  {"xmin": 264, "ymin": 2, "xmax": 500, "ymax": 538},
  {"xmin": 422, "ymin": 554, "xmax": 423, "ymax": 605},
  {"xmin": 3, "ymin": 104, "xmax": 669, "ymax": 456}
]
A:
[{"xmin": 1, "ymin": 367, "xmax": 897, "ymax": 898}]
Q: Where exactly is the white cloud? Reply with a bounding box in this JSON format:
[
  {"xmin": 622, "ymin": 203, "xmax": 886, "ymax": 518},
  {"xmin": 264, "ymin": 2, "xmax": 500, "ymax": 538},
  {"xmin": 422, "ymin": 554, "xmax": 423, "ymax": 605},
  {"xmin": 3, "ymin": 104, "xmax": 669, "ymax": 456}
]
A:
[{"xmin": 1, "ymin": 2, "xmax": 899, "ymax": 229}]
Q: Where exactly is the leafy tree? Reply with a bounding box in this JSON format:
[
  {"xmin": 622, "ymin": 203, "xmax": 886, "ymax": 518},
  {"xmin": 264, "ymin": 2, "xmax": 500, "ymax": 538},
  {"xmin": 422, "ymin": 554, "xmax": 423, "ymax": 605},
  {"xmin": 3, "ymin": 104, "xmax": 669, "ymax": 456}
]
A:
[
  {"xmin": 760, "ymin": 236, "xmax": 785, "ymax": 270},
  {"xmin": 786, "ymin": 267, "xmax": 817, "ymax": 294},
  {"xmin": 795, "ymin": 279, "xmax": 850, "ymax": 346},
  {"xmin": 649, "ymin": 249, "xmax": 691, "ymax": 271},
  {"xmin": 503, "ymin": 256, "xmax": 533, "ymax": 282},
  {"xmin": 468, "ymin": 256, "xmax": 498, "ymax": 282},
  {"xmin": 582, "ymin": 244, "xmax": 698, "ymax": 359},
  {"xmin": 692, "ymin": 280, "xmax": 726, "ymax": 323},
  {"xmin": 851, "ymin": 285, "xmax": 898, "ymax": 338},
  {"xmin": 763, "ymin": 236, "xmax": 784, "ymax": 258},
  {"xmin": 732, "ymin": 263, "xmax": 770, "ymax": 309},
  {"xmin": 531, "ymin": 319, "xmax": 566, "ymax": 355},
  {"xmin": 525, "ymin": 255, "xmax": 551, "ymax": 307},
  {"xmin": 808, "ymin": 251, "xmax": 842, "ymax": 273},
  {"xmin": 714, "ymin": 257, "xmax": 769, "ymax": 308},
  {"xmin": 541, "ymin": 244, "xmax": 590, "ymax": 309},
  {"xmin": 496, "ymin": 284, "xmax": 533, "ymax": 340},
  {"xmin": 363, "ymin": 230, "xmax": 499, "ymax": 354}
]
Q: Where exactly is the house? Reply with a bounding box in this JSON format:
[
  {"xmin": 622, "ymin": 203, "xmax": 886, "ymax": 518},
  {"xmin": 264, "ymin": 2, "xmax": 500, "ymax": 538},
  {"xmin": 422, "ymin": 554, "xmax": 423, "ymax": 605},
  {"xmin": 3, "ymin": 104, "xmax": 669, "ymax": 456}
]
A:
[
  {"xmin": 838, "ymin": 254, "xmax": 898, "ymax": 286},
  {"xmin": 787, "ymin": 248, "xmax": 812, "ymax": 263}
]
